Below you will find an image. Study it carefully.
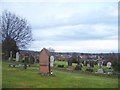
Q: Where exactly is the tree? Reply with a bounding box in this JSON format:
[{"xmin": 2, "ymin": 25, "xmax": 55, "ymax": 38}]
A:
[
  {"xmin": 48, "ymin": 47, "xmax": 55, "ymax": 53},
  {"xmin": 2, "ymin": 36, "xmax": 19, "ymax": 59},
  {"xmin": 110, "ymin": 53, "xmax": 119, "ymax": 72},
  {"xmin": 0, "ymin": 10, "xmax": 32, "ymax": 59}
]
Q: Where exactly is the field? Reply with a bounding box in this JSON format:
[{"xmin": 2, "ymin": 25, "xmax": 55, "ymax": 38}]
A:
[{"xmin": 2, "ymin": 60, "xmax": 118, "ymax": 88}]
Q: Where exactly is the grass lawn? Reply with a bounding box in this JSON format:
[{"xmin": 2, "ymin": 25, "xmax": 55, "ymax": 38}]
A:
[
  {"xmin": 2, "ymin": 60, "xmax": 118, "ymax": 88},
  {"xmin": 0, "ymin": 61, "xmax": 2, "ymax": 89}
]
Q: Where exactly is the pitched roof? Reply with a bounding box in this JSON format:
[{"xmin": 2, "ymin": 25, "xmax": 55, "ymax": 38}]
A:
[{"xmin": 40, "ymin": 48, "xmax": 50, "ymax": 56}]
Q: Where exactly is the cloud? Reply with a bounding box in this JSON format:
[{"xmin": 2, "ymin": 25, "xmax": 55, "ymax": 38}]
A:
[
  {"xmin": 1, "ymin": 0, "xmax": 119, "ymax": 3},
  {"xmin": 0, "ymin": 2, "xmax": 117, "ymax": 29},
  {"xmin": 0, "ymin": 2, "xmax": 118, "ymax": 52},
  {"xmin": 32, "ymin": 24, "xmax": 117, "ymax": 41},
  {"xmin": 31, "ymin": 2, "xmax": 117, "ymax": 29},
  {"xmin": 28, "ymin": 40, "xmax": 118, "ymax": 53}
]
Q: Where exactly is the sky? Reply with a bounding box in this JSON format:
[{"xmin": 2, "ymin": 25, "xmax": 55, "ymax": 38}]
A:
[{"xmin": 0, "ymin": 0, "xmax": 119, "ymax": 53}]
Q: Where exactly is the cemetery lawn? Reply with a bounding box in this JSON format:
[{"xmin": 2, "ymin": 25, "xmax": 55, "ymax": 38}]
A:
[
  {"xmin": 0, "ymin": 61, "xmax": 2, "ymax": 88},
  {"xmin": 2, "ymin": 61, "xmax": 118, "ymax": 88}
]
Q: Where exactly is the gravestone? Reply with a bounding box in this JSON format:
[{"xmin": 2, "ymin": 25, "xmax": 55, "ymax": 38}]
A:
[
  {"xmin": 24, "ymin": 53, "xmax": 29, "ymax": 69},
  {"xmin": 10, "ymin": 51, "xmax": 12, "ymax": 58},
  {"xmin": 58, "ymin": 65, "xmax": 64, "ymax": 68},
  {"xmin": 97, "ymin": 68, "xmax": 105, "ymax": 74},
  {"xmin": 90, "ymin": 61, "xmax": 94, "ymax": 68},
  {"xmin": 98, "ymin": 61, "xmax": 103, "ymax": 68},
  {"xmin": 75, "ymin": 65, "xmax": 81, "ymax": 70},
  {"xmin": 50, "ymin": 55, "xmax": 55, "ymax": 75},
  {"xmin": 83, "ymin": 60, "xmax": 88, "ymax": 66},
  {"xmin": 9, "ymin": 51, "xmax": 12, "ymax": 61},
  {"xmin": 68, "ymin": 58, "xmax": 72, "ymax": 66},
  {"xmin": 39, "ymin": 48, "xmax": 51, "ymax": 75},
  {"xmin": 79, "ymin": 63, "xmax": 83, "ymax": 68},
  {"xmin": 107, "ymin": 62, "xmax": 112, "ymax": 68},
  {"xmin": 86, "ymin": 68, "xmax": 93, "ymax": 72},
  {"xmin": 66, "ymin": 66, "xmax": 74, "ymax": 71},
  {"xmin": 30, "ymin": 55, "xmax": 35, "ymax": 64},
  {"xmin": 97, "ymin": 57, "xmax": 106, "ymax": 74},
  {"xmin": 16, "ymin": 52, "xmax": 19, "ymax": 62},
  {"xmin": 67, "ymin": 56, "xmax": 80, "ymax": 66},
  {"xmin": 50, "ymin": 55, "xmax": 54, "ymax": 67},
  {"xmin": 8, "ymin": 57, "xmax": 11, "ymax": 61},
  {"xmin": 108, "ymin": 72, "xmax": 113, "ymax": 74}
]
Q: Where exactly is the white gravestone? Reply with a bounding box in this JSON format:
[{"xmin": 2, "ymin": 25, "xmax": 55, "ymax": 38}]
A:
[
  {"xmin": 16, "ymin": 52, "xmax": 19, "ymax": 62},
  {"xmin": 50, "ymin": 55, "xmax": 54, "ymax": 67},
  {"xmin": 9, "ymin": 51, "xmax": 12, "ymax": 61},
  {"xmin": 10, "ymin": 51, "xmax": 12, "ymax": 58},
  {"xmin": 98, "ymin": 61, "xmax": 103, "ymax": 67},
  {"xmin": 97, "ymin": 68, "xmax": 105, "ymax": 74},
  {"xmin": 107, "ymin": 62, "xmax": 112, "ymax": 68},
  {"xmin": 8, "ymin": 57, "xmax": 11, "ymax": 61}
]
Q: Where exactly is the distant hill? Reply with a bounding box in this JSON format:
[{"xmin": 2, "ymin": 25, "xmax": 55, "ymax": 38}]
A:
[
  {"xmin": 20, "ymin": 49, "xmax": 119, "ymax": 56},
  {"xmin": 20, "ymin": 50, "xmax": 40, "ymax": 54}
]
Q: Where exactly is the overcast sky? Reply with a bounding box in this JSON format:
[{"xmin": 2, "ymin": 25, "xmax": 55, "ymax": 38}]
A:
[{"xmin": 0, "ymin": 0, "xmax": 118, "ymax": 53}]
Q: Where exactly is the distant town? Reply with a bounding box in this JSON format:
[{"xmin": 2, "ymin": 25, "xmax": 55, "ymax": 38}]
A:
[{"xmin": 19, "ymin": 49, "xmax": 118, "ymax": 62}]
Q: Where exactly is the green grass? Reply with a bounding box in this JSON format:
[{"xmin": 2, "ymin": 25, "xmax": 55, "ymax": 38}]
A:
[
  {"xmin": 0, "ymin": 61, "xmax": 2, "ymax": 89},
  {"xmin": 2, "ymin": 60, "xmax": 118, "ymax": 88}
]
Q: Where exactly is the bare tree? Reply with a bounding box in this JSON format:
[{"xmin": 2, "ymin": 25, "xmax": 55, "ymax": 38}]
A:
[
  {"xmin": 0, "ymin": 10, "xmax": 32, "ymax": 49},
  {"xmin": 48, "ymin": 47, "xmax": 55, "ymax": 53},
  {"xmin": 0, "ymin": 10, "xmax": 32, "ymax": 59}
]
